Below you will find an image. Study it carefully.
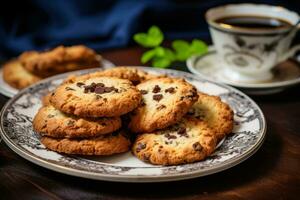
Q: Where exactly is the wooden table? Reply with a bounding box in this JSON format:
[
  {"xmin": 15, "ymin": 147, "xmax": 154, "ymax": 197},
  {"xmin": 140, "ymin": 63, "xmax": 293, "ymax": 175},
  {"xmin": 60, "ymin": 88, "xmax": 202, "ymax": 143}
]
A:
[{"xmin": 0, "ymin": 47, "xmax": 299, "ymax": 200}]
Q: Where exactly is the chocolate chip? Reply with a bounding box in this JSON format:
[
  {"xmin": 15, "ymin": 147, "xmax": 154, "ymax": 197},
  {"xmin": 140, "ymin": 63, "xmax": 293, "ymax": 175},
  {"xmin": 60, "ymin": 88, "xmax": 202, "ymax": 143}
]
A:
[
  {"xmin": 119, "ymin": 87, "xmax": 127, "ymax": 92},
  {"xmin": 153, "ymin": 94, "xmax": 163, "ymax": 102},
  {"xmin": 94, "ymin": 86, "xmax": 105, "ymax": 94},
  {"xmin": 156, "ymin": 104, "xmax": 166, "ymax": 110},
  {"xmin": 47, "ymin": 114, "xmax": 54, "ymax": 118},
  {"xmin": 67, "ymin": 120, "xmax": 75, "ymax": 126},
  {"xmin": 136, "ymin": 143, "xmax": 146, "ymax": 153},
  {"xmin": 96, "ymin": 83, "xmax": 105, "ymax": 87},
  {"xmin": 51, "ymin": 92, "xmax": 55, "ymax": 96},
  {"xmin": 95, "ymin": 95, "xmax": 102, "ymax": 100},
  {"xmin": 165, "ymin": 133, "xmax": 177, "ymax": 140},
  {"xmin": 187, "ymin": 109, "xmax": 195, "ymax": 115},
  {"xmin": 103, "ymin": 98, "xmax": 107, "ymax": 102},
  {"xmin": 177, "ymin": 127, "xmax": 188, "ymax": 137},
  {"xmin": 165, "ymin": 87, "xmax": 175, "ymax": 94},
  {"xmin": 104, "ymin": 86, "xmax": 118, "ymax": 93},
  {"xmin": 140, "ymin": 90, "xmax": 148, "ymax": 95},
  {"xmin": 65, "ymin": 87, "xmax": 75, "ymax": 91},
  {"xmin": 143, "ymin": 154, "xmax": 150, "ymax": 162},
  {"xmin": 140, "ymin": 100, "xmax": 146, "ymax": 106},
  {"xmin": 76, "ymin": 82, "xmax": 85, "ymax": 87},
  {"xmin": 193, "ymin": 142, "xmax": 203, "ymax": 151},
  {"xmin": 152, "ymin": 85, "xmax": 161, "ymax": 93}
]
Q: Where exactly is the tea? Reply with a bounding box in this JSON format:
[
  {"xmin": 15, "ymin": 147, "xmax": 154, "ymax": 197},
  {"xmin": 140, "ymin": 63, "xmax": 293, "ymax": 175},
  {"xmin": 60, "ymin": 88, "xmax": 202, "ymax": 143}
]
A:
[{"xmin": 215, "ymin": 15, "xmax": 292, "ymax": 29}]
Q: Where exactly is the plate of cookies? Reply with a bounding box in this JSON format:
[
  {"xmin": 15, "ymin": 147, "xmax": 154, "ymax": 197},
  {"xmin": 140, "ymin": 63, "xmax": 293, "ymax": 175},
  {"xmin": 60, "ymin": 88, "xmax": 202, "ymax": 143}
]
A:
[
  {"xmin": 0, "ymin": 45, "xmax": 115, "ymax": 98},
  {"xmin": 0, "ymin": 67, "xmax": 266, "ymax": 182}
]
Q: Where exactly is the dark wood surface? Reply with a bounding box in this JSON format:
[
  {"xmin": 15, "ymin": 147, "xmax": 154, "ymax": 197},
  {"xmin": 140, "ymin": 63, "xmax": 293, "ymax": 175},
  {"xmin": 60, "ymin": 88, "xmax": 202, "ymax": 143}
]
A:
[{"xmin": 0, "ymin": 46, "xmax": 299, "ymax": 200}]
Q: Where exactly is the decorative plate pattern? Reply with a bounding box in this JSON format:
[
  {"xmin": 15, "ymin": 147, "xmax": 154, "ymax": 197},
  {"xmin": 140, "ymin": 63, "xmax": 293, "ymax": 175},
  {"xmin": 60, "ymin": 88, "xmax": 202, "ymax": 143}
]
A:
[
  {"xmin": 0, "ymin": 67, "xmax": 266, "ymax": 182},
  {"xmin": 0, "ymin": 58, "xmax": 115, "ymax": 98}
]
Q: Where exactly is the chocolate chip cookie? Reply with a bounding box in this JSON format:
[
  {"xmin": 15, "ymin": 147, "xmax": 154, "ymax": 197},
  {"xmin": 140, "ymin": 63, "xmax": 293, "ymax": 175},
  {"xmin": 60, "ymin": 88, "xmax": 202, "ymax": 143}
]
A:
[
  {"xmin": 19, "ymin": 45, "xmax": 101, "ymax": 77},
  {"xmin": 50, "ymin": 76, "xmax": 142, "ymax": 117},
  {"xmin": 3, "ymin": 59, "xmax": 42, "ymax": 89},
  {"xmin": 41, "ymin": 130, "xmax": 130, "ymax": 155},
  {"xmin": 132, "ymin": 116, "xmax": 217, "ymax": 165},
  {"xmin": 128, "ymin": 77, "xmax": 198, "ymax": 133},
  {"xmin": 33, "ymin": 105, "xmax": 122, "ymax": 138},
  {"xmin": 187, "ymin": 93, "xmax": 234, "ymax": 141},
  {"xmin": 65, "ymin": 67, "xmax": 165, "ymax": 85}
]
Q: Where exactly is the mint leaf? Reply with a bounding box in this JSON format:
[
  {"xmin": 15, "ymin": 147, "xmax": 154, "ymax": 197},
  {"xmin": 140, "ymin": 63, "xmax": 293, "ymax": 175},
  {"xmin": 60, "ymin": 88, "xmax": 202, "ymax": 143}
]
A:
[
  {"xmin": 172, "ymin": 40, "xmax": 190, "ymax": 61},
  {"xmin": 152, "ymin": 57, "xmax": 171, "ymax": 68},
  {"xmin": 189, "ymin": 39, "xmax": 208, "ymax": 55},
  {"xmin": 133, "ymin": 33, "xmax": 149, "ymax": 47},
  {"xmin": 163, "ymin": 48, "xmax": 176, "ymax": 62},
  {"xmin": 133, "ymin": 26, "xmax": 164, "ymax": 48},
  {"xmin": 148, "ymin": 26, "xmax": 163, "ymax": 39},
  {"xmin": 172, "ymin": 39, "xmax": 208, "ymax": 61},
  {"xmin": 154, "ymin": 46, "xmax": 166, "ymax": 57},
  {"xmin": 141, "ymin": 47, "xmax": 174, "ymax": 65},
  {"xmin": 141, "ymin": 49, "xmax": 157, "ymax": 64}
]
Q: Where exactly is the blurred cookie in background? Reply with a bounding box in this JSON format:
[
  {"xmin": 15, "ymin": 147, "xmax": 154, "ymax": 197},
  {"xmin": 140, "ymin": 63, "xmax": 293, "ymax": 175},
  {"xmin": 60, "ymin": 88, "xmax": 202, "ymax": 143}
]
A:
[
  {"xmin": 3, "ymin": 59, "xmax": 42, "ymax": 89},
  {"xmin": 19, "ymin": 45, "xmax": 102, "ymax": 77},
  {"xmin": 2, "ymin": 45, "xmax": 102, "ymax": 90}
]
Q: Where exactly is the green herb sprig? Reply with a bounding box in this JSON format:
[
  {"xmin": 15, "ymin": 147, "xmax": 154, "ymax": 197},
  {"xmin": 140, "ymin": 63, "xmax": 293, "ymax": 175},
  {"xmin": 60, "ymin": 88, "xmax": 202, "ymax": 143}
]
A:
[{"xmin": 133, "ymin": 25, "xmax": 208, "ymax": 68}]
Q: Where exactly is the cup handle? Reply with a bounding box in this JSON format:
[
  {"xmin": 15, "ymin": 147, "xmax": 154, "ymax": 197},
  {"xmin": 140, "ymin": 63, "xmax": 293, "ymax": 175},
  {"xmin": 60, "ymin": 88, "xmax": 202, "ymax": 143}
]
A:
[
  {"xmin": 278, "ymin": 23, "xmax": 300, "ymax": 62},
  {"xmin": 278, "ymin": 44, "xmax": 300, "ymax": 63}
]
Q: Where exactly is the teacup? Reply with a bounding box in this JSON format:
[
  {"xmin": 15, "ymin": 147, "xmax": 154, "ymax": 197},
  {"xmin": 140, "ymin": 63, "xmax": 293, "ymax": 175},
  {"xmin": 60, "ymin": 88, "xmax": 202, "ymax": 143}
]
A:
[{"xmin": 206, "ymin": 4, "xmax": 300, "ymax": 83}]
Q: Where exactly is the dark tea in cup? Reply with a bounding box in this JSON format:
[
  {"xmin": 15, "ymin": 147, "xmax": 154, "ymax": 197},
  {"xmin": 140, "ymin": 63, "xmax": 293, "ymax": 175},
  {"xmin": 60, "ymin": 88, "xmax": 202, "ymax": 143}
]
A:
[{"xmin": 215, "ymin": 15, "xmax": 292, "ymax": 30}]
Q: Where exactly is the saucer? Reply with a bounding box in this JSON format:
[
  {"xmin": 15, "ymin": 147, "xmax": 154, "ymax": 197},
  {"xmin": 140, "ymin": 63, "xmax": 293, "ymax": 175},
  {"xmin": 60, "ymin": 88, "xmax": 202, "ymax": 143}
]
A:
[{"xmin": 187, "ymin": 47, "xmax": 300, "ymax": 95}]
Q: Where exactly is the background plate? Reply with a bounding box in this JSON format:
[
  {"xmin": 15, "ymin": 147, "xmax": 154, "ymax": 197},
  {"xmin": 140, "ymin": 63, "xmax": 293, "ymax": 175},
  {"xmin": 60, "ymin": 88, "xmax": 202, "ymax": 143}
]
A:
[
  {"xmin": 0, "ymin": 67, "xmax": 266, "ymax": 182},
  {"xmin": 0, "ymin": 58, "xmax": 115, "ymax": 98}
]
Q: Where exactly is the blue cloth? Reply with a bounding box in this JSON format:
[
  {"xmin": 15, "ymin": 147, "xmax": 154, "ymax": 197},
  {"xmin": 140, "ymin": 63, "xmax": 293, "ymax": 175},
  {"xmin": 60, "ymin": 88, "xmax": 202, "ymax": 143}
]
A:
[{"xmin": 0, "ymin": 0, "xmax": 299, "ymax": 59}]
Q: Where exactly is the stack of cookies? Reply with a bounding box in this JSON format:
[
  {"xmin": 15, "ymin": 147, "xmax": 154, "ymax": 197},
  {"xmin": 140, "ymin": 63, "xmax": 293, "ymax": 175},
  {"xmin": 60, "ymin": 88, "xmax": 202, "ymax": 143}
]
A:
[
  {"xmin": 3, "ymin": 45, "xmax": 101, "ymax": 89},
  {"xmin": 33, "ymin": 67, "xmax": 234, "ymax": 165},
  {"xmin": 33, "ymin": 73, "xmax": 144, "ymax": 156}
]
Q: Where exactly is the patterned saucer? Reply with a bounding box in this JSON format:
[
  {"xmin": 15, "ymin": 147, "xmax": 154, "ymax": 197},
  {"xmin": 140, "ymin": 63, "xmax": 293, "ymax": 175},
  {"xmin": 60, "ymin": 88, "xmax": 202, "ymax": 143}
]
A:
[
  {"xmin": 0, "ymin": 58, "xmax": 115, "ymax": 98},
  {"xmin": 187, "ymin": 47, "xmax": 300, "ymax": 95},
  {"xmin": 0, "ymin": 67, "xmax": 266, "ymax": 182}
]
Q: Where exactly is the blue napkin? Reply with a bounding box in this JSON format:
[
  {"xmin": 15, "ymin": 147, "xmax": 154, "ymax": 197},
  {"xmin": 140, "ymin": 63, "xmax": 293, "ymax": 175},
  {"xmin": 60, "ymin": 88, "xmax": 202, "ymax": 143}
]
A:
[{"xmin": 0, "ymin": 0, "xmax": 299, "ymax": 59}]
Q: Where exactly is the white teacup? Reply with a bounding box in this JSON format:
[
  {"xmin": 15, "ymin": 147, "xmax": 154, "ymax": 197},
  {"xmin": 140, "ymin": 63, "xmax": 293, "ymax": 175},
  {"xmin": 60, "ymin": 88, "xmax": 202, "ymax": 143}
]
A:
[{"xmin": 206, "ymin": 4, "xmax": 300, "ymax": 83}]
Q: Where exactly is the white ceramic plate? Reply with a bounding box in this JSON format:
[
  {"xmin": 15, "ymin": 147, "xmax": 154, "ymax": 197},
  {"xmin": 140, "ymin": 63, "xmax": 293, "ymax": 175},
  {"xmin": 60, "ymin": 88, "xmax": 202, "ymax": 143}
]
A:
[
  {"xmin": 0, "ymin": 58, "xmax": 115, "ymax": 98},
  {"xmin": 0, "ymin": 67, "xmax": 266, "ymax": 182},
  {"xmin": 187, "ymin": 47, "xmax": 300, "ymax": 95}
]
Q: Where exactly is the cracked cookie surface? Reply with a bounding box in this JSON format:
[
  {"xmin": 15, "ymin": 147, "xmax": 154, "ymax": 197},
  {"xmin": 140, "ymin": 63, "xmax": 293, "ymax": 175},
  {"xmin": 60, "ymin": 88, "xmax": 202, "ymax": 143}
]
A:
[
  {"xmin": 33, "ymin": 105, "xmax": 122, "ymax": 138},
  {"xmin": 128, "ymin": 77, "xmax": 198, "ymax": 133},
  {"xmin": 132, "ymin": 116, "xmax": 217, "ymax": 165}
]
